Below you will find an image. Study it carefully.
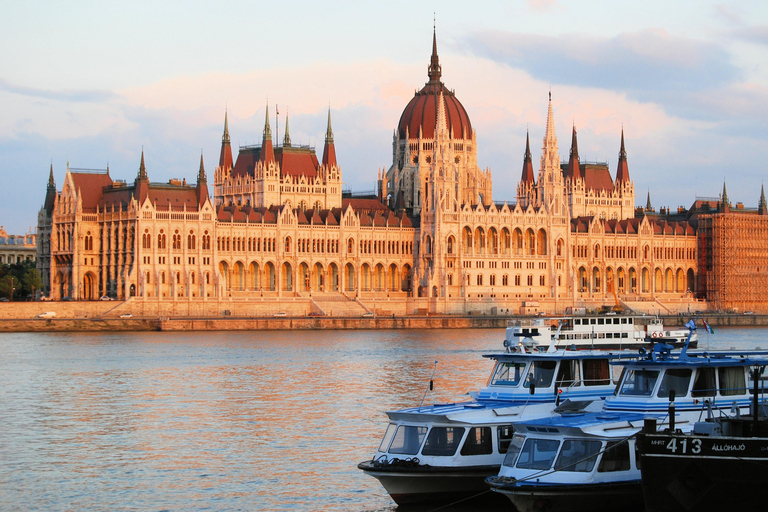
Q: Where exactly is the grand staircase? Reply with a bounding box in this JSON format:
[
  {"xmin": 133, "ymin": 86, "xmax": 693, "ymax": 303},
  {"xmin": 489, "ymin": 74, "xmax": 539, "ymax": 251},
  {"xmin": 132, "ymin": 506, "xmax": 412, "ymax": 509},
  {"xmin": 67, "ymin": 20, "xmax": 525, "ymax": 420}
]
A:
[{"xmin": 310, "ymin": 292, "xmax": 370, "ymax": 317}]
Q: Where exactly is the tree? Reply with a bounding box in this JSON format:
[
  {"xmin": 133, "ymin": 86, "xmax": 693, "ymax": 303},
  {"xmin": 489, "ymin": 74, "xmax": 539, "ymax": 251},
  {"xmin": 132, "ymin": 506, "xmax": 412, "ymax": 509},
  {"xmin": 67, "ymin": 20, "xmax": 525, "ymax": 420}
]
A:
[
  {"xmin": 0, "ymin": 275, "xmax": 17, "ymax": 300},
  {"xmin": 23, "ymin": 268, "xmax": 42, "ymax": 299}
]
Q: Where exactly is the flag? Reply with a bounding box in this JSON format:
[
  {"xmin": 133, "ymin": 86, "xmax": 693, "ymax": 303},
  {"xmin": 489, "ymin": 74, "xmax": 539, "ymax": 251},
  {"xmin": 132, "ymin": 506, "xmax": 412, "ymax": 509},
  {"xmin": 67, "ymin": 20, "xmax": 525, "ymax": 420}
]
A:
[
  {"xmin": 702, "ymin": 320, "xmax": 714, "ymax": 334},
  {"xmin": 685, "ymin": 319, "xmax": 696, "ymax": 331}
]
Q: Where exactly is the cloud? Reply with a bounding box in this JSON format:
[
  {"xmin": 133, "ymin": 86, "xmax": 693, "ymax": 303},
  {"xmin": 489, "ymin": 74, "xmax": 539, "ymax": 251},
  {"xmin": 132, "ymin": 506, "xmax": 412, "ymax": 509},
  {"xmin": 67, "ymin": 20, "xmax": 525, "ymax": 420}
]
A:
[
  {"xmin": 0, "ymin": 78, "xmax": 117, "ymax": 103},
  {"xmin": 463, "ymin": 29, "xmax": 739, "ymax": 94}
]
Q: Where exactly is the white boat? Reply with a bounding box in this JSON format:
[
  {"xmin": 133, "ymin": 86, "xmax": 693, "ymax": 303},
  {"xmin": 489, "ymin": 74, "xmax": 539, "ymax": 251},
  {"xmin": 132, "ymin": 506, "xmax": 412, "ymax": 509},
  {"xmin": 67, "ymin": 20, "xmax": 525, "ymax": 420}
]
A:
[
  {"xmin": 358, "ymin": 336, "xmax": 632, "ymax": 506},
  {"xmin": 506, "ymin": 314, "xmax": 698, "ymax": 351},
  {"xmin": 486, "ymin": 326, "xmax": 768, "ymax": 512}
]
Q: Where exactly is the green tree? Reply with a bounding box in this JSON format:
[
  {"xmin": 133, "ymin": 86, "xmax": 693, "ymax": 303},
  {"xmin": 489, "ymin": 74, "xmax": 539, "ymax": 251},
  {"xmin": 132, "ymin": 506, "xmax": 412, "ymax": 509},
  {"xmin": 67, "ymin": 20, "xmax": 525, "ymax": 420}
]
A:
[
  {"xmin": 23, "ymin": 268, "xmax": 42, "ymax": 299},
  {"xmin": 0, "ymin": 275, "xmax": 18, "ymax": 300}
]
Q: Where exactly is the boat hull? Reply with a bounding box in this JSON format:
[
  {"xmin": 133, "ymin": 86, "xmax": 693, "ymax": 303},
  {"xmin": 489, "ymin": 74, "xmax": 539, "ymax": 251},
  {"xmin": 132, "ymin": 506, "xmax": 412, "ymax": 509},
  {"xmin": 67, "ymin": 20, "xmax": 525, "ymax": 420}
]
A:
[
  {"xmin": 357, "ymin": 460, "xmax": 506, "ymax": 506},
  {"xmin": 639, "ymin": 432, "xmax": 768, "ymax": 512},
  {"xmin": 489, "ymin": 480, "xmax": 643, "ymax": 512}
]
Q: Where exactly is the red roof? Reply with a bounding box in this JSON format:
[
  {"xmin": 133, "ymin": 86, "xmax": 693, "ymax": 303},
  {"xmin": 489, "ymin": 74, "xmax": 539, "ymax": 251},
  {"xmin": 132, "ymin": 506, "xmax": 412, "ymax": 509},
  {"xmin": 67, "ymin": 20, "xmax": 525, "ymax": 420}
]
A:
[
  {"xmin": 70, "ymin": 172, "xmax": 113, "ymax": 210},
  {"xmin": 583, "ymin": 164, "xmax": 615, "ymax": 193}
]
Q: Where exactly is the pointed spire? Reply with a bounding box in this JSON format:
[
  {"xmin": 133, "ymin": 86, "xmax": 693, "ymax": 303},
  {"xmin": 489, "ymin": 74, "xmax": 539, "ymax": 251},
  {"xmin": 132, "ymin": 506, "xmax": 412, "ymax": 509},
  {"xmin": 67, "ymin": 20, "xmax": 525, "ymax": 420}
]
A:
[
  {"xmin": 722, "ymin": 181, "xmax": 729, "ymax": 207},
  {"xmin": 322, "ymin": 107, "xmax": 337, "ymax": 167},
  {"xmin": 138, "ymin": 148, "xmax": 148, "ymax": 181},
  {"xmin": 283, "ymin": 113, "xmax": 291, "ymax": 147},
  {"xmin": 263, "ymin": 103, "xmax": 272, "ymax": 141},
  {"xmin": 544, "ymin": 91, "xmax": 557, "ymax": 150},
  {"xmin": 427, "ymin": 24, "xmax": 442, "ymax": 83},
  {"xmin": 759, "ymin": 184, "xmax": 767, "ymax": 215},
  {"xmin": 197, "ymin": 151, "xmax": 209, "ymax": 204},
  {"xmin": 615, "ymin": 129, "xmax": 630, "ymax": 183},
  {"xmin": 521, "ymin": 131, "xmax": 535, "ymax": 184},
  {"xmin": 198, "ymin": 152, "xmax": 206, "ymax": 183},
  {"xmin": 47, "ymin": 162, "xmax": 55, "ymax": 188},
  {"xmin": 567, "ymin": 124, "xmax": 581, "ymax": 180},
  {"xmin": 260, "ymin": 103, "xmax": 275, "ymax": 164},
  {"xmin": 646, "ymin": 190, "xmax": 653, "ymax": 211},
  {"xmin": 219, "ymin": 109, "xmax": 233, "ymax": 170}
]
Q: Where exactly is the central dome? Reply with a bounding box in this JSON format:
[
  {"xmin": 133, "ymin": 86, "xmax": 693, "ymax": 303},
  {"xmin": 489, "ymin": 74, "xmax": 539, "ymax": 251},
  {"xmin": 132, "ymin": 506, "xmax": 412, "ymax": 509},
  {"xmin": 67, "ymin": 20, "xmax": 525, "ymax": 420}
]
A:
[{"xmin": 397, "ymin": 32, "xmax": 473, "ymax": 141}]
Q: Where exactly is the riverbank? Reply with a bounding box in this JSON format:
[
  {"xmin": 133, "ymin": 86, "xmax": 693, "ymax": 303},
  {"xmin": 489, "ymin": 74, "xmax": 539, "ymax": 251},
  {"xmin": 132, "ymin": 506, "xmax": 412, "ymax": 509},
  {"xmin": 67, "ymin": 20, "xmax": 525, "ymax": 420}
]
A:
[{"xmin": 1, "ymin": 313, "xmax": 766, "ymax": 333}]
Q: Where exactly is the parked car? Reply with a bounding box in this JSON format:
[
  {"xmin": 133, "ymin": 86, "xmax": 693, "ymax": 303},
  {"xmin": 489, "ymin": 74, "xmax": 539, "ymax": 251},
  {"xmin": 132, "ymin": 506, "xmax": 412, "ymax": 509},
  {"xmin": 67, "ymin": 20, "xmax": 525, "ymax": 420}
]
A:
[
  {"xmin": 99, "ymin": 296, "xmax": 113, "ymax": 301},
  {"xmin": 273, "ymin": 312, "xmax": 287, "ymax": 317},
  {"xmin": 37, "ymin": 312, "xmax": 56, "ymax": 319},
  {"xmin": 119, "ymin": 313, "xmax": 133, "ymax": 318},
  {"xmin": 308, "ymin": 312, "xmax": 324, "ymax": 317},
  {"xmin": 0, "ymin": 297, "xmax": 8, "ymax": 302},
  {"xmin": 362, "ymin": 312, "xmax": 374, "ymax": 317},
  {"xmin": 39, "ymin": 295, "xmax": 53, "ymax": 301}
]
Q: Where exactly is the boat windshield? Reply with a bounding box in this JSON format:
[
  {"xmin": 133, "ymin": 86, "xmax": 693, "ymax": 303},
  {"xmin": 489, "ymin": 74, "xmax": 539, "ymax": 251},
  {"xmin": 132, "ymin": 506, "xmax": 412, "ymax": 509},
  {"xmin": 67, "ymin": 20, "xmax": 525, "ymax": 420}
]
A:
[
  {"xmin": 656, "ymin": 368, "xmax": 692, "ymax": 398},
  {"xmin": 388, "ymin": 425, "xmax": 427, "ymax": 455},
  {"xmin": 378, "ymin": 423, "xmax": 398, "ymax": 452},
  {"xmin": 523, "ymin": 361, "xmax": 558, "ymax": 389},
  {"xmin": 491, "ymin": 361, "xmax": 527, "ymax": 386},
  {"xmin": 501, "ymin": 433, "xmax": 526, "ymax": 467},
  {"xmin": 554, "ymin": 438, "xmax": 602, "ymax": 472},
  {"xmin": 421, "ymin": 427, "xmax": 465, "ymax": 456},
  {"xmin": 619, "ymin": 369, "xmax": 660, "ymax": 396},
  {"xmin": 516, "ymin": 437, "xmax": 561, "ymax": 470}
]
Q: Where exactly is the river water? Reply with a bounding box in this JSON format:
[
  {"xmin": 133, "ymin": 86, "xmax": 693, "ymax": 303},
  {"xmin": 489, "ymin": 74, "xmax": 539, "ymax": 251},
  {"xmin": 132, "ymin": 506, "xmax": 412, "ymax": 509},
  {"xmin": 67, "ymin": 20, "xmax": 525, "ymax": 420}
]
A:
[{"xmin": 1, "ymin": 326, "xmax": 766, "ymax": 511}]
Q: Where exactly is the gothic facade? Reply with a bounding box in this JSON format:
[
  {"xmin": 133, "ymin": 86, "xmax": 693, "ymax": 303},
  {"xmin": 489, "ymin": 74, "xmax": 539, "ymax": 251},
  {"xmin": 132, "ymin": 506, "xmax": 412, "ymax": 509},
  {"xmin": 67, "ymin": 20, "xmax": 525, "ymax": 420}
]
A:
[{"xmin": 37, "ymin": 30, "xmax": 703, "ymax": 313}]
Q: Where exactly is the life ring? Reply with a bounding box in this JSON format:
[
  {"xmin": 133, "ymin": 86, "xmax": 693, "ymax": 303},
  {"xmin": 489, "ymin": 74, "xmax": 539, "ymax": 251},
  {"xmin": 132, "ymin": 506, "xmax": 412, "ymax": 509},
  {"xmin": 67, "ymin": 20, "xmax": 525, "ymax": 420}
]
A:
[{"xmin": 651, "ymin": 332, "xmax": 659, "ymax": 338}]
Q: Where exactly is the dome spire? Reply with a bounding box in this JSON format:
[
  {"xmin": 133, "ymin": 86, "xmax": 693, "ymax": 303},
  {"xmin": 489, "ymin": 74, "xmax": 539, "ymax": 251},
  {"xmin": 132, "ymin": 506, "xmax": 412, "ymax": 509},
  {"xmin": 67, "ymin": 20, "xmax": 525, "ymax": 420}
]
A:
[
  {"xmin": 759, "ymin": 183, "xmax": 767, "ymax": 215},
  {"xmin": 47, "ymin": 162, "xmax": 55, "ymax": 188},
  {"xmin": 428, "ymin": 23, "xmax": 442, "ymax": 83}
]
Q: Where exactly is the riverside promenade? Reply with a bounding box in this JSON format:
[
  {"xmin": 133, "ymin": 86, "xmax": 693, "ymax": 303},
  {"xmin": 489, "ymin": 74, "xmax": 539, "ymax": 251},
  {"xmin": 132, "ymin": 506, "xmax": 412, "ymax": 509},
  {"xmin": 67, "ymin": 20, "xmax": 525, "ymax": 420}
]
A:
[{"xmin": 0, "ymin": 300, "xmax": 764, "ymax": 332}]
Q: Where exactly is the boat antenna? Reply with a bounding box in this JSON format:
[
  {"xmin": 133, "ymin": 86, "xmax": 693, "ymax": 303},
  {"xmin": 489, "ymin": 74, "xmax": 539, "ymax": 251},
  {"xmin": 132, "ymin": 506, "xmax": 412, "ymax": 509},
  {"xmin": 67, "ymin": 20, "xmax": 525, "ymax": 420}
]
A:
[{"xmin": 419, "ymin": 361, "xmax": 438, "ymax": 410}]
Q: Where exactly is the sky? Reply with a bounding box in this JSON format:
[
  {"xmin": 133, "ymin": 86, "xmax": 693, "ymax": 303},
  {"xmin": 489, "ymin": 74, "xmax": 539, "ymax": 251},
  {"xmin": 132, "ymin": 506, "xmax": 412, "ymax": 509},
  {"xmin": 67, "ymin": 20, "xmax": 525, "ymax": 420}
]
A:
[{"xmin": 1, "ymin": 0, "xmax": 767, "ymax": 235}]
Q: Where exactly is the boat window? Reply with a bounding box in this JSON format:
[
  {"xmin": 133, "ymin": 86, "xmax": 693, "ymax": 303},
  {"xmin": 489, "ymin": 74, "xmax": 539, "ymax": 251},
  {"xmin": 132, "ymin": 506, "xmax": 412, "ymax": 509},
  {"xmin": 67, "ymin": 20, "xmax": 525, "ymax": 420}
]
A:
[
  {"xmin": 597, "ymin": 318, "xmax": 604, "ymax": 325},
  {"xmin": 501, "ymin": 433, "xmax": 526, "ymax": 467},
  {"xmin": 378, "ymin": 423, "xmax": 398, "ymax": 452},
  {"xmin": 657, "ymin": 369, "xmax": 692, "ymax": 398},
  {"xmin": 556, "ymin": 360, "xmax": 581, "ymax": 388},
  {"xmin": 516, "ymin": 438, "xmax": 561, "ymax": 470},
  {"xmin": 583, "ymin": 359, "xmax": 611, "ymax": 386},
  {"xmin": 421, "ymin": 427, "xmax": 465, "ymax": 456},
  {"xmin": 554, "ymin": 438, "xmax": 601, "ymax": 472},
  {"xmin": 719, "ymin": 367, "xmax": 747, "ymax": 396},
  {"xmin": 619, "ymin": 369, "xmax": 660, "ymax": 396},
  {"xmin": 460, "ymin": 427, "xmax": 493, "ymax": 456},
  {"xmin": 491, "ymin": 361, "xmax": 527, "ymax": 386},
  {"xmin": 524, "ymin": 361, "xmax": 557, "ymax": 389},
  {"xmin": 692, "ymin": 368, "xmax": 716, "ymax": 397},
  {"xmin": 388, "ymin": 425, "xmax": 427, "ymax": 455},
  {"xmin": 497, "ymin": 425, "xmax": 515, "ymax": 454},
  {"xmin": 598, "ymin": 441, "xmax": 631, "ymax": 472}
]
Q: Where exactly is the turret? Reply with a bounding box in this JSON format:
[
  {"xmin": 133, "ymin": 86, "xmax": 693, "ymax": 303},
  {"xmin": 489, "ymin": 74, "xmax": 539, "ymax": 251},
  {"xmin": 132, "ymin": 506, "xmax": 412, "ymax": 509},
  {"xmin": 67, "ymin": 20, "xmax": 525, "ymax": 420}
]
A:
[
  {"xmin": 615, "ymin": 129, "xmax": 630, "ymax": 184},
  {"xmin": 260, "ymin": 103, "xmax": 275, "ymax": 164},
  {"xmin": 719, "ymin": 181, "xmax": 730, "ymax": 213},
  {"xmin": 44, "ymin": 163, "xmax": 57, "ymax": 215},
  {"xmin": 135, "ymin": 149, "xmax": 149, "ymax": 203},
  {"xmin": 566, "ymin": 125, "xmax": 582, "ymax": 180},
  {"xmin": 218, "ymin": 110, "xmax": 233, "ymax": 171},
  {"xmin": 759, "ymin": 184, "xmax": 767, "ymax": 215},
  {"xmin": 321, "ymin": 107, "xmax": 337, "ymax": 168},
  {"xmin": 196, "ymin": 152, "xmax": 209, "ymax": 204}
]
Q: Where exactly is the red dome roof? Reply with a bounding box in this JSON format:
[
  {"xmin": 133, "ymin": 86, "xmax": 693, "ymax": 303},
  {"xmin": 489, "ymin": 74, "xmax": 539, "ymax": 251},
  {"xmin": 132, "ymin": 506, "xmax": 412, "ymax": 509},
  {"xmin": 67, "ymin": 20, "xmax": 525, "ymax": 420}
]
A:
[{"xmin": 397, "ymin": 31, "xmax": 473, "ymax": 141}]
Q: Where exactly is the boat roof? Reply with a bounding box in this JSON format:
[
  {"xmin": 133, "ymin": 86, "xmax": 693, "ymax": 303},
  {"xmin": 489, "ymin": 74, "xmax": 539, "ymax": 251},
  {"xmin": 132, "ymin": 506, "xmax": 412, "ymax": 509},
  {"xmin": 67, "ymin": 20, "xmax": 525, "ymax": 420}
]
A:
[
  {"xmin": 614, "ymin": 349, "xmax": 768, "ymax": 369},
  {"xmin": 483, "ymin": 349, "xmax": 637, "ymax": 362},
  {"xmin": 511, "ymin": 411, "xmax": 651, "ymax": 437}
]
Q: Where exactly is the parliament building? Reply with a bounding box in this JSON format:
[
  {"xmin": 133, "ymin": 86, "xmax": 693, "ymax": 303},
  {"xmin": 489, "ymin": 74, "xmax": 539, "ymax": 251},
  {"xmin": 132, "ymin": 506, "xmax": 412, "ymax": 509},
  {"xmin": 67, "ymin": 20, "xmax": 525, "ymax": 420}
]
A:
[{"xmin": 39, "ymin": 31, "xmax": 761, "ymax": 315}]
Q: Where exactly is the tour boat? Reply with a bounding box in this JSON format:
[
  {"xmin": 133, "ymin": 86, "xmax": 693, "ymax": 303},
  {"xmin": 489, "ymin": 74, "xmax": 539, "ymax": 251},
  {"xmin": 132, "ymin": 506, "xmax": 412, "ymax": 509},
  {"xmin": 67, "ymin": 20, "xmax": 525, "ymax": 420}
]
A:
[
  {"xmin": 486, "ymin": 326, "xmax": 768, "ymax": 512},
  {"xmin": 506, "ymin": 314, "xmax": 698, "ymax": 351},
  {"xmin": 637, "ymin": 367, "xmax": 768, "ymax": 512},
  {"xmin": 358, "ymin": 336, "xmax": 632, "ymax": 506}
]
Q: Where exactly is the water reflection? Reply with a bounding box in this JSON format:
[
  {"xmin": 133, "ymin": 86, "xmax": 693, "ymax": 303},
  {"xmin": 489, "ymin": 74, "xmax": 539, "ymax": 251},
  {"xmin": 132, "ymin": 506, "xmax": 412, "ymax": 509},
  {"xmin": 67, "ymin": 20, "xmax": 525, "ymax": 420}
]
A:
[{"xmin": 1, "ymin": 327, "xmax": 763, "ymax": 511}]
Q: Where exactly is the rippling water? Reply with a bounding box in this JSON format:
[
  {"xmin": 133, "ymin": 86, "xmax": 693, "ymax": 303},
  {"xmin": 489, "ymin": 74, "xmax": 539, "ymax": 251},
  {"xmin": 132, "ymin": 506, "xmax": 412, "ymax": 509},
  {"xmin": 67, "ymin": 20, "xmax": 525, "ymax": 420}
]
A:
[{"xmin": 1, "ymin": 326, "xmax": 766, "ymax": 511}]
